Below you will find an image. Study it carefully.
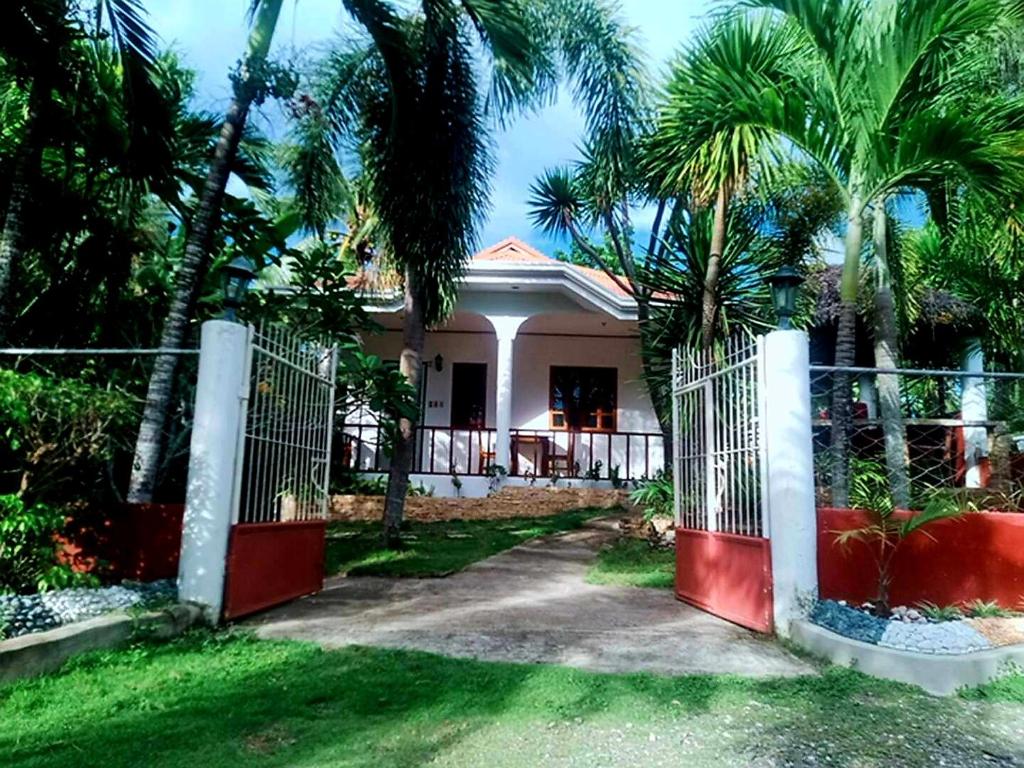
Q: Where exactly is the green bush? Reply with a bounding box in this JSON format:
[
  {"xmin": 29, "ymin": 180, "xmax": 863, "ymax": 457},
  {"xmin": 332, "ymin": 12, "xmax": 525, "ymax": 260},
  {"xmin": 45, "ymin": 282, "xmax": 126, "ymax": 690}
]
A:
[
  {"xmin": 0, "ymin": 494, "xmax": 94, "ymax": 594},
  {"xmin": 629, "ymin": 471, "xmax": 674, "ymax": 520},
  {"xmin": 0, "ymin": 370, "xmax": 136, "ymax": 504}
]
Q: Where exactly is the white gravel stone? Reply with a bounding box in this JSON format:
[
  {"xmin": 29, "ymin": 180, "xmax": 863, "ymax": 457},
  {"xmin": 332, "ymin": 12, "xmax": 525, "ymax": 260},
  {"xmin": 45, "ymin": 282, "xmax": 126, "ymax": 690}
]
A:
[
  {"xmin": 1, "ymin": 580, "xmax": 176, "ymax": 639},
  {"xmin": 879, "ymin": 618, "xmax": 991, "ymax": 655}
]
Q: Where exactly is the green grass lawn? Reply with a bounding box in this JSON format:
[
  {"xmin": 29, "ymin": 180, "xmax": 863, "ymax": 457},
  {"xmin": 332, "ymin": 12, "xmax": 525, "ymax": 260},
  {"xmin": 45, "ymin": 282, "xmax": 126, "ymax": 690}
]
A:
[
  {"xmin": 3, "ymin": 632, "xmax": 1023, "ymax": 768},
  {"xmin": 325, "ymin": 507, "xmax": 604, "ymax": 577},
  {"xmin": 586, "ymin": 537, "xmax": 676, "ymax": 589}
]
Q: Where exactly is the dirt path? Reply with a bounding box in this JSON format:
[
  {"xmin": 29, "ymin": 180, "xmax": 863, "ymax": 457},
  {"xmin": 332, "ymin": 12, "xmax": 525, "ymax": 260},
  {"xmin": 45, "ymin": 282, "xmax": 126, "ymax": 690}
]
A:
[{"xmin": 247, "ymin": 518, "xmax": 815, "ymax": 678}]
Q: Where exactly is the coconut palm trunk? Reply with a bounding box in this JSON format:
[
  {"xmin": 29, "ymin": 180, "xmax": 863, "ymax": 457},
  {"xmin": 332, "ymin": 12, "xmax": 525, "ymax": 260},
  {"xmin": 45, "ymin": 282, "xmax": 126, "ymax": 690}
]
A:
[
  {"xmin": 701, "ymin": 182, "xmax": 730, "ymax": 351},
  {"xmin": 383, "ymin": 271, "xmax": 425, "ymax": 548},
  {"xmin": 871, "ymin": 203, "xmax": 910, "ymax": 508},
  {"xmin": 127, "ymin": 0, "xmax": 284, "ymax": 503},
  {"xmin": 0, "ymin": 79, "xmax": 47, "ymax": 339},
  {"xmin": 830, "ymin": 194, "xmax": 865, "ymax": 508}
]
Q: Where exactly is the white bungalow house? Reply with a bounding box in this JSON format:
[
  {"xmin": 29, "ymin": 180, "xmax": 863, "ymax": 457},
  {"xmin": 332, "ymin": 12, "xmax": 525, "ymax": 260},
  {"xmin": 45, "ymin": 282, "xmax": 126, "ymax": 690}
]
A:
[{"xmin": 341, "ymin": 236, "xmax": 665, "ymax": 497}]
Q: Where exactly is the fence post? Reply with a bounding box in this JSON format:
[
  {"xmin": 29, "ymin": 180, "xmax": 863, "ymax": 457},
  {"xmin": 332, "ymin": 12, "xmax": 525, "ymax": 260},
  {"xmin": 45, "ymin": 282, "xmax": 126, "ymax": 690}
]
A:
[
  {"xmin": 961, "ymin": 339, "xmax": 988, "ymax": 489},
  {"xmin": 178, "ymin": 320, "xmax": 251, "ymax": 623},
  {"xmin": 762, "ymin": 329, "xmax": 818, "ymax": 636}
]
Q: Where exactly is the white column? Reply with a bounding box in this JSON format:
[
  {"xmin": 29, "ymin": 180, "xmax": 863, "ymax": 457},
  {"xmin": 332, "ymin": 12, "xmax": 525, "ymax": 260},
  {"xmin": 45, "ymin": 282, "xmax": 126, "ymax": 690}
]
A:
[
  {"xmin": 762, "ymin": 330, "xmax": 818, "ymax": 637},
  {"xmin": 857, "ymin": 373, "xmax": 878, "ymax": 419},
  {"xmin": 178, "ymin": 320, "xmax": 252, "ymax": 623},
  {"xmin": 488, "ymin": 316, "xmax": 527, "ymax": 472},
  {"xmin": 962, "ymin": 340, "xmax": 988, "ymax": 489}
]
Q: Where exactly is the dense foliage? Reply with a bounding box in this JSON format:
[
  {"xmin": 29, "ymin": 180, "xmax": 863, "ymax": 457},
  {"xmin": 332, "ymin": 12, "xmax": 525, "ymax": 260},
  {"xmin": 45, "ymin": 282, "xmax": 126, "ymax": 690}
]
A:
[{"xmin": 2, "ymin": 0, "xmax": 1024, "ymax": 577}]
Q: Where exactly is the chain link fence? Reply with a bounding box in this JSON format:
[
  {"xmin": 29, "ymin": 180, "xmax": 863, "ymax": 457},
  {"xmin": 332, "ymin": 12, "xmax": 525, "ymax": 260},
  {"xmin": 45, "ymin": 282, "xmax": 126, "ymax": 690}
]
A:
[
  {"xmin": 810, "ymin": 365, "xmax": 1024, "ymax": 509},
  {"xmin": 0, "ymin": 348, "xmax": 199, "ymax": 506}
]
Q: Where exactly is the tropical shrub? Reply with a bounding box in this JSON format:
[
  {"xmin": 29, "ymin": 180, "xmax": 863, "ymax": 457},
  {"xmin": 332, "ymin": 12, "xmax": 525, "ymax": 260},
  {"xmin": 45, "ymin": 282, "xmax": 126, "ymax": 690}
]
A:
[
  {"xmin": 964, "ymin": 599, "xmax": 1011, "ymax": 619},
  {"xmin": 0, "ymin": 370, "xmax": 135, "ymax": 504},
  {"xmin": 331, "ymin": 468, "xmax": 386, "ymax": 496},
  {"xmin": 629, "ymin": 471, "xmax": 674, "ymax": 521},
  {"xmin": 917, "ymin": 601, "xmax": 964, "ymax": 622},
  {"xmin": 0, "ymin": 495, "xmax": 93, "ymax": 594},
  {"xmin": 833, "ymin": 459, "xmax": 963, "ymax": 614}
]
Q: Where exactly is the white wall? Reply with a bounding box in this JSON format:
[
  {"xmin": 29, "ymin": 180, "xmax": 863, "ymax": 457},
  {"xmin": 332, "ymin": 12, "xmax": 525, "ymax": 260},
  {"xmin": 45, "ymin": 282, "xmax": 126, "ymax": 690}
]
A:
[
  {"xmin": 351, "ymin": 310, "xmax": 665, "ymax": 484},
  {"xmin": 357, "ymin": 330, "xmax": 499, "ymax": 429}
]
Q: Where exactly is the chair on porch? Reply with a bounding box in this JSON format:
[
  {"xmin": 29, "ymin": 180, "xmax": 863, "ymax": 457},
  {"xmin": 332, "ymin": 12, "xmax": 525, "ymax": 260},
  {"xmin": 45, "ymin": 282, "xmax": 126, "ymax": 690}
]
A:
[
  {"xmin": 543, "ymin": 435, "xmax": 575, "ymax": 477},
  {"xmin": 477, "ymin": 429, "xmax": 496, "ymax": 474}
]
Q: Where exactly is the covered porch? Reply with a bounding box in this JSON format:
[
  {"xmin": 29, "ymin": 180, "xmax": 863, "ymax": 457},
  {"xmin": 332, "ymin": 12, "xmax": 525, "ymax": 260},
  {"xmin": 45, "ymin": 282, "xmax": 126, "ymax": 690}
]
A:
[{"xmin": 340, "ymin": 246, "xmax": 665, "ymax": 495}]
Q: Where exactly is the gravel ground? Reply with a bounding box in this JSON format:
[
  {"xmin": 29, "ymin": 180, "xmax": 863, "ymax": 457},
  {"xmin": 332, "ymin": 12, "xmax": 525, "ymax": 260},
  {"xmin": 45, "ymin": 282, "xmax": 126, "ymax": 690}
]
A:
[{"xmin": 0, "ymin": 580, "xmax": 176, "ymax": 639}]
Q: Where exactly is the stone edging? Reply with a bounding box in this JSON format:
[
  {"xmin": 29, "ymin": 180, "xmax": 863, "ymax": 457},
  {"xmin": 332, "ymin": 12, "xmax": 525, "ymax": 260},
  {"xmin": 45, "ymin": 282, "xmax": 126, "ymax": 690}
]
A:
[
  {"xmin": 792, "ymin": 619, "xmax": 1024, "ymax": 696},
  {"xmin": 0, "ymin": 603, "xmax": 203, "ymax": 685}
]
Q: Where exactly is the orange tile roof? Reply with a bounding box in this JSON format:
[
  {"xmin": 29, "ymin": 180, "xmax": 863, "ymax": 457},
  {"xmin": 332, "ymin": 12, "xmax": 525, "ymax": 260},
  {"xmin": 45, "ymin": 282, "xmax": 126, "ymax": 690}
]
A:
[
  {"xmin": 471, "ymin": 236, "xmax": 557, "ymax": 264},
  {"xmin": 471, "ymin": 236, "xmax": 633, "ymax": 298}
]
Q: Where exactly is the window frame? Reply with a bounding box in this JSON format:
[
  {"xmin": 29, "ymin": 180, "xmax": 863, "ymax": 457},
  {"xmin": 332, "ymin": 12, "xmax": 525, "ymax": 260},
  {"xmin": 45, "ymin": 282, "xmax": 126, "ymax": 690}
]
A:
[{"xmin": 548, "ymin": 365, "xmax": 618, "ymax": 433}]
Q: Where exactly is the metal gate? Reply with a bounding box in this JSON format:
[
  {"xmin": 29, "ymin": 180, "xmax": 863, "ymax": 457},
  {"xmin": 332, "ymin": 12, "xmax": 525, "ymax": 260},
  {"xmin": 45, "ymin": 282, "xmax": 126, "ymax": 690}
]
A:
[
  {"xmin": 236, "ymin": 322, "xmax": 337, "ymax": 523},
  {"xmin": 672, "ymin": 336, "xmax": 774, "ymax": 632},
  {"xmin": 223, "ymin": 322, "xmax": 337, "ymax": 620}
]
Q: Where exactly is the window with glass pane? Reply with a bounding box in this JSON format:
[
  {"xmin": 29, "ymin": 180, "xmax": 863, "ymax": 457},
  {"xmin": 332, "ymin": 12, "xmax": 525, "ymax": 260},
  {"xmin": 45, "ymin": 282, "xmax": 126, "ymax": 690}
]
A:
[{"xmin": 549, "ymin": 366, "xmax": 617, "ymax": 432}]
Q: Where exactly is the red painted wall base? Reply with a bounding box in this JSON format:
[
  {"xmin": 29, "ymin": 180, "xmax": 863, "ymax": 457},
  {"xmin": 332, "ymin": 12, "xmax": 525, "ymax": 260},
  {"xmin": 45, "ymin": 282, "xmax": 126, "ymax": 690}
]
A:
[
  {"xmin": 223, "ymin": 520, "xmax": 326, "ymax": 621},
  {"xmin": 818, "ymin": 508, "xmax": 1024, "ymax": 609},
  {"xmin": 59, "ymin": 503, "xmax": 183, "ymax": 581},
  {"xmin": 675, "ymin": 529, "xmax": 774, "ymax": 633}
]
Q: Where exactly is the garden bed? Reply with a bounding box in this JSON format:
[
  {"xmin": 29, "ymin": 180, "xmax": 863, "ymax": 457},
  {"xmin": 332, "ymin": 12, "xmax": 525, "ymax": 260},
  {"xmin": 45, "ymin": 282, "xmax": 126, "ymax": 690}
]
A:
[
  {"xmin": 0, "ymin": 580, "xmax": 176, "ymax": 640},
  {"xmin": 810, "ymin": 599, "xmax": 1024, "ymax": 655},
  {"xmin": 329, "ymin": 487, "xmax": 631, "ymax": 522}
]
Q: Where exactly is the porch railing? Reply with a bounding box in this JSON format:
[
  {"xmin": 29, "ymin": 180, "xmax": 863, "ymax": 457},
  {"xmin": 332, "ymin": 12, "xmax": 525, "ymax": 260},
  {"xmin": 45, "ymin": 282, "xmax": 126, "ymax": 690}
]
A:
[
  {"xmin": 338, "ymin": 424, "xmax": 664, "ymax": 481},
  {"xmin": 509, "ymin": 428, "xmax": 663, "ymax": 481},
  {"xmin": 339, "ymin": 425, "xmax": 496, "ymax": 477}
]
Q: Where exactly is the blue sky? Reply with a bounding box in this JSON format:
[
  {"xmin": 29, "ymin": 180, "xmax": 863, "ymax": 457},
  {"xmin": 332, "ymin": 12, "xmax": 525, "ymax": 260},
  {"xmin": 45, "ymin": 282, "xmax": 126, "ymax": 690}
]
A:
[{"xmin": 148, "ymin": 1, "xmax": 715, "ymax": 254}]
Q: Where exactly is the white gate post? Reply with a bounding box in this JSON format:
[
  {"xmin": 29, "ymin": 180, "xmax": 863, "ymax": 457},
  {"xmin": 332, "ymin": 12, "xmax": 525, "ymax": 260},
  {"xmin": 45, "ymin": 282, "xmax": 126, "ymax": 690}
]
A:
[
  {"xmin": 961, "ymin": 339, "xmax": 988, "ymax": 489},
  {"xmin": 762, "ymin": 330, "xmax": 818, "ymax": 636},
  {"xmin": 178, "ymin": 320, "xmax": 252, "ymax": 623}
]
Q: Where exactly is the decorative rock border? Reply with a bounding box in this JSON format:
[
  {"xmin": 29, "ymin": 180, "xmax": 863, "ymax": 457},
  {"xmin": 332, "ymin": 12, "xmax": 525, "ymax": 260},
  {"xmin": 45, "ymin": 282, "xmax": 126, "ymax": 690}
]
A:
[
  {"xmin": 0, "ymin": 580, "xmax": 177, "ymax": 639},
  {"xmin": 792, "ymin": 619, "xmax": 1024, "ymax": 696},
  {"xmin": 0, "ymin": 603, "xmax": 202, "ymax": 684},
  {"xmin": 810, "ymin": 600, "xmax": 1024, "ymax": 655}
]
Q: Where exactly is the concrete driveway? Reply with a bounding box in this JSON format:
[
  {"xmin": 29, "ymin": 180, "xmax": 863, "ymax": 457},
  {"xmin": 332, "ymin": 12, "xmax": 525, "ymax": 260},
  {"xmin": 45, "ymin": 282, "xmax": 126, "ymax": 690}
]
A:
[{"xmin": 247, "ymin": 519, "xmax": 815, "ymax": 678}]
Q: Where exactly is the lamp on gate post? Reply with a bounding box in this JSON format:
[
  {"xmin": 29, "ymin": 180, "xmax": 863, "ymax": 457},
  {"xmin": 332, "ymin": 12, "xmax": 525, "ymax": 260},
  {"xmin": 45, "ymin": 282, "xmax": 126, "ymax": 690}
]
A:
[
  {"xmin": 222, "ymin": 256, "xmax": 257, "ymax": 322},
  {"xmin": 766, "ymin": 265, "xmax": 805, "ymax": 330}
]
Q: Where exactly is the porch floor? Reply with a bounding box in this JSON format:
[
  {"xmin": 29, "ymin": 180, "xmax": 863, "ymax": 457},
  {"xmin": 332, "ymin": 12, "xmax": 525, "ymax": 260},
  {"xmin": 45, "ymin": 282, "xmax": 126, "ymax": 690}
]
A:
[{"xmin": 246, "ymin": 519, "xmax": 813, "ymax": 678}]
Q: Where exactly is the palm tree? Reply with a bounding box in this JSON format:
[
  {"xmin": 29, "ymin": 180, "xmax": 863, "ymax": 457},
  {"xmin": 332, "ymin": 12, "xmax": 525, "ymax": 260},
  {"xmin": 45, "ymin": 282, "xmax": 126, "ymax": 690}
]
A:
[
  {"xmin": 683, "ymin": 1, "xmax": 1024, "ymax": 505},
  {"xmin": 643, "ymin": 18, "xmax": 781, "ymax": 351},
  {"xmin": 0, "ymin": 0, "xmax": 164, "ymax": 337},
  {"xmin": 525, "ymin": 9, "xmax": 671, "ymax": 449},
  {"xmin": 127, "ymin": 0, "xmax": 287, "ymax": 503},
  {"xmin": 529, "ymin": 166, "xmax": 686, "ymax": 455},
  {"xmin": 290, "ymin": 0, "xmax": 549, "ymax": 546},
  {"xmin": 636, "ymin": 165, "xmax": 841, "ymax": 422},
  {"xmin": 290, "ymin": 0, "xmax": 646, "ymax": 547}
]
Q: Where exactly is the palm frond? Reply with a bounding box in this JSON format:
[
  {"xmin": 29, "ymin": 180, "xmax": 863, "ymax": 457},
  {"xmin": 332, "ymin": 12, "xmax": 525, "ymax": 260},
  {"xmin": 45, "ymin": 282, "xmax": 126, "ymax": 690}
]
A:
[
  {"xmin": 528, "ymin": 167, "xmax": 583, "ymax": 236},
  {"xmin": 542, "ymin": 0, "xmax": 650, "ymax": 197},
  {"xmin": 460, "ymin": 0, "xmax": 556, "ymax": 120},
  {"xmin": 96, "ymin": 0, "xmax": 158, "ymax": 67}
]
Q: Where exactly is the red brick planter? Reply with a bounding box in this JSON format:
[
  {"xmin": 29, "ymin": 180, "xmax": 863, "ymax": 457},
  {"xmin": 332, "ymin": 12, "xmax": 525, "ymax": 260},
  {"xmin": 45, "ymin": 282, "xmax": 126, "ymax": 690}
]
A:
[
  {"xmin": 818, "ymin": 507, "xmax": 1024, "ymax": 609},
  {"xmin": 59, "ymin": 503, "xmax": 184, "ymax": 581}
]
